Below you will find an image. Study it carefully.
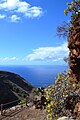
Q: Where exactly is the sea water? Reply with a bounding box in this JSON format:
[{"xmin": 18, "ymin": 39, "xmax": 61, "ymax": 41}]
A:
[{"xmin": 0, "ymin": 65, "xmax": 68, "ymax": 87}]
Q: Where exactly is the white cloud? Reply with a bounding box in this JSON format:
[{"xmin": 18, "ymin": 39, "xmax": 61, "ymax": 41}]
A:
[
  {"xmin": 25, "ymin": 42, "xmax": 69, "ymax": 62},
  {"xmin": 0, "ymin": 14, "xmax": 6, "ymax": 19},
  {"xmin": 0, "ymin": 0, "xmax": 43, "ymax": 22},
  {"xmin": 0, "ymin": 57, "xmax": 18, "ymax": 62},
  {"xmin": 0, "ymin": 0, "xmax": 18, "ymax": 10},
  {"xmin": 16, "ymin": 1, "xmax": 30, "ymax": 13},
  {"xmin": 25, "ymin": 7, "xmax": 42, "ymax": 18},
  {"xmin": 10, "ymin": 14, "xmax": 21, "ymax": 22}
]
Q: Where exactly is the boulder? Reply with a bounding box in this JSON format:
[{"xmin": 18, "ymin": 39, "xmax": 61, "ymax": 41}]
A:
[{"xmin": 57, "ymin": 116, "xmax": 73, "ymax": 120}]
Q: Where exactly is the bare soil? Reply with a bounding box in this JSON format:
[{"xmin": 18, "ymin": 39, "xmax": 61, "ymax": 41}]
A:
[{"xmin": 0, "ymin": 106, "xmax": 47, "ymax": 120}]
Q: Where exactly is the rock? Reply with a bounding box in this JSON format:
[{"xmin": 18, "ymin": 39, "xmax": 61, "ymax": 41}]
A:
[
  {"xmin": 10, "ymin": 106, "xmax": 16, "ymax": 111},
  {"xmin": 74, "ymin": 101, "xmax": 80, "ymax": 120},
  {"xmin": 68, "ymin": 13, "xmax": 80, "ymax": 83},
  {"xmin": 57, "ymin": 116, "xmax": 73, "ymax": 120},
  {"xmin": 27, "ymin": 102, "xmax": 34, "ymax": 107}
]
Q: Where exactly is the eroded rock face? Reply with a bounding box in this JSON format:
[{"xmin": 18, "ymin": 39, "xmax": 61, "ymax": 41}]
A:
[{"xmin": 68, "ymin": 13, "xmax": 80, "ymax": 83}]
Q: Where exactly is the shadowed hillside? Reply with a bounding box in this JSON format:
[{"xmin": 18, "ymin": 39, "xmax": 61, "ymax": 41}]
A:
[{"xmin": 0, "ymin": 71, "xmax": 34, "ymax": 105}]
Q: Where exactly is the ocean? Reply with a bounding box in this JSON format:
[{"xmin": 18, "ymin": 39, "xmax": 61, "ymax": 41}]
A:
[{"xmin": 0, "ymin": 65, "xmax": 68, "ymax": 87}]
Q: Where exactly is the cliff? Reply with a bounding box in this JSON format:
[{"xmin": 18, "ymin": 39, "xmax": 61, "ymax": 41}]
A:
[{"xmin": 0, "ymin": 71, "xmax": 34, "ymax": 105}]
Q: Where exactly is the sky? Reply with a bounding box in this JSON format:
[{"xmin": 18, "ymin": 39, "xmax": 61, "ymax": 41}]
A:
[{"xmin": 0, "ymin": 0, "xmax": 71, "ymax": 65}]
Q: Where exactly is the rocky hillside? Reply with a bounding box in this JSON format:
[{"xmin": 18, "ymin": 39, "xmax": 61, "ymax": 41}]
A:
[
  {"xmin": 0, "ymin": 71, "xmax": 34, "ymax": 105},
  {"xmin": 68, "ymin": 13, "xmax": 80, "ymax": 83}
]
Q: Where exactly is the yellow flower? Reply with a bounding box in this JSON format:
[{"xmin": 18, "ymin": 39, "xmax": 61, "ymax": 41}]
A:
[
  {"xmin": 44, "ymin": 102, "xmax": 47, "ymax": 105},
  {"xmin": 47, "ymin": 104, "xmax": 51, "ymax": 108},
  {"xmin": 46, "ymin": 96, "xmax": 50, "ymax": 101},
  {"xmin": 50, "ymin": 117, "xmax": 53, "ymax": 120},
  {"xmin": 69, "ymin": 4, "xmax": 73, "ymax": 10},
  {"xmin": 42, "ymin": 106, "xmax": 45, "ymax": 109},
  {"xmin": 64, "ymin": 10, "xmax": 68, "ymax": 15},
  {"xmin": 48, "ymin": 110, "xmax": 51, "ymax": 113},
  {"xmin": 50, "ymin": 101, "xmax": 55, "ymax": 106},
  {"xmin": 71, "ymin": 1, "xmax": 74, "ymax": 4}
]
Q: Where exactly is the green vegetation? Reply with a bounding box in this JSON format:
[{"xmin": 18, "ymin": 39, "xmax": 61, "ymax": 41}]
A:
[
  {"xmin": 45, "ymin": 1, "xmax": 80, "ymax": 118},
  {"xmin": 44, "ymin": 70, "xmax": 80, "ymax": 120},
  {"xmin": 18, "ymin": 99, "xmax": 26, "ymax": 105},
  {"xmin": 45, "ymin": 70, "xmax": 71, "ymax": 120},
  {"xmin": 57, "ymin": 0, "xmax": 80, "ymax": 39},
  {"xmin": 32, "ymin": 70, "xmax": 80, "ymax": 119},
  {"xmin": 0, "ymin": 71, "xmax": 34, "ymax": 105},
  {"xmin": 64, "ymin": 0, "xmax": 80, "ymax": 16}
]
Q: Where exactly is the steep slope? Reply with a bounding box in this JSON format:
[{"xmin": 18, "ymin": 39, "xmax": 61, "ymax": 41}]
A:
[
  {"xmin": 68, "ymin": 13, "xmax": 80, "ymax": 83},
  {"xmin": 0, "ymin": 71, "xmax": 34, "ymax": 105}
]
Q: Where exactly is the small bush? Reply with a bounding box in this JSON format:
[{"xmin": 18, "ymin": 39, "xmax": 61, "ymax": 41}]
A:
[{"xmin": 18, "ymin": 99, "xmax": 26, "ymax": 105}]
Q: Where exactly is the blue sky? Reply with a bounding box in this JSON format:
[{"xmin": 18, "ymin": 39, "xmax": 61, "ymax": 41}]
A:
[{"xmin": 0, "ymin": 0, "xmax": 71, "ymax": 65}]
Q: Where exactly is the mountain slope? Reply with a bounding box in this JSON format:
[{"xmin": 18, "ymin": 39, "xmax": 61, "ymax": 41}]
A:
[{"xmin": 0, "ymin": 71, "xmax": 34, "ymax": 105}]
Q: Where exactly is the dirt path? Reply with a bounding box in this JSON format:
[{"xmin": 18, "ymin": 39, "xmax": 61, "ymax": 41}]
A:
[{"xmin": 1, "ymin": 106, "xmax": 47, "ymax": 120}]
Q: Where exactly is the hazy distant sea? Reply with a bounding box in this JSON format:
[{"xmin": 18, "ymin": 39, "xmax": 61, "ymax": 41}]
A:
[{"xmin": 0, "ymin": 65, "xmax": 68, "ymax": 87}]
